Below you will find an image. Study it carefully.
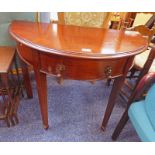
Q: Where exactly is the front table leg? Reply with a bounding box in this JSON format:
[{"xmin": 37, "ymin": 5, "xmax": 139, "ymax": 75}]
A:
[
  {"xmin": 34, "ymin": 69, "xmax": 49, "ymax": 129},
  {"xmin": 101, "ymin": 76, "xmax": 126, "ymax": 130}
]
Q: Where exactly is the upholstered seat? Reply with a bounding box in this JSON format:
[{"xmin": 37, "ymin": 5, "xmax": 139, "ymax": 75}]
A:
[
  {"xmin": 128, "ymin": 101, "xmax": 155, "ymax": 141},
  {"xmin": 132, "ymin": 25, "xmax": 155, "ymax": 73},
  {"xmin": 128, "ymin": 84, "xmax": 155, "ymax": 142},
  {"xmin": 134, "ymin": 47, "xmax": 155, "ymax": 73}
]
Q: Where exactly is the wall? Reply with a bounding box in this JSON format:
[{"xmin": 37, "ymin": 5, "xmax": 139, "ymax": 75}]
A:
[{"xmin": 133, "ymin": 13, "xmax": 153, "ymax": 26}]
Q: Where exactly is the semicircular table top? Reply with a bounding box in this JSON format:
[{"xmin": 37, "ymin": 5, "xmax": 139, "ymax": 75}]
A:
[
  {"xmin": 9, "ymin": 20, "xmax": 147, "ymax": 59},
  {"xmin": 9, "ymin": 20, "xmax": 148, "ymax": 130}
]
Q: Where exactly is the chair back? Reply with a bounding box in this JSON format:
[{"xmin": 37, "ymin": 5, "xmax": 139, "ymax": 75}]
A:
[
  {"xmin": 58, "ymin": 12, "xmax": 111, "ymax": 28},
  {"xmin": 133, "ymin": 25, "xmax": 155, "ymax": 43},
  {"xmin": 145, "ymin": 83, "xmax": 155, "ymax": 130},
  {"xmin": 145, "ymin": 15, "xmax": 155, "ymax": 29}
]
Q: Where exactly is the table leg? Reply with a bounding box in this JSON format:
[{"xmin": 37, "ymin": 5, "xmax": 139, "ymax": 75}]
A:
[
  {"xmin": 21, "ymin": 61, "xmax": 33, "ymax": 98},
  {"xmin": 101, "ymin": 75, "xmax": 126, "ymax": 131},
  {"xmin": 34, "ymin": 69, "xmax": 49, "ymax": 129}
]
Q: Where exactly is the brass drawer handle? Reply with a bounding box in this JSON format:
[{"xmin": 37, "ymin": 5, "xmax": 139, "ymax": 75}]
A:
[
  {"xmin": 55, "ymin": 64, "xmax": 65, "ymax": 85},
  {"xmin": 56, "ymin": 64, "xmax": 65, "ymax": 76},
  {"xmin": 104, "ymin": 66, "xmax": 112, "ymax": 78}
]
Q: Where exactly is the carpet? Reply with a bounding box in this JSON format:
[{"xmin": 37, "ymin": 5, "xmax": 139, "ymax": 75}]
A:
[{"xmin": 0, "ymin": 74, "xmax": 140, "ymax": 142}]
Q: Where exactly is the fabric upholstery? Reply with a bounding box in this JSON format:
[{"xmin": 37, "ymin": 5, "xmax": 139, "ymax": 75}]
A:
[
  {"xmin": 63, "ymin": 12, "xmax": 111, "ymax": 28},
  {"xmin": 128, "ymin": 100, "xmax": 155, "ymax": 142},
  {"xmin": 132, "ymin": 25, "xmax": 155, "ymax": 72},
  {"xmin": 128, "ymin": 84, "xmax": 155, "ymax": 142},
  {"xmin": 134, "ymin": 47, "xmax": 155, "ymax": 72},
  {"xmin": 145, "ymin": 84, "xmax": 155, "ymax": 130}
]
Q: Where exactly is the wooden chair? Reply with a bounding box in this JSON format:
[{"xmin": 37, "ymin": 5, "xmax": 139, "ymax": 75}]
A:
[
  {"xmin": 112, "ymin": 72, "xmax": 155, "ymax": 141},
  {"xmin": 119, "ymin": 25, "xmax": 155, "ymax": 102},
  {"xmin": 108, "ymin": 16, "xmax": 155, "ymax": 86},
  {"xmin": 119, "ymin": 18, "xmax": 134, "ymax": 30},
  {"xmin": 0, "ymin": 47, "xmax": 21, "ymax": 126},
  {"xmin": 112, "ymin": 45, "xmax": 155, "ymax": 140},
  {"xmin": 110, "ymin": 13, "xmax": 134, "ymax": 30},
  {"xmin": 129, "ymin": 25, "xmax": 155, "ymax": 76}
]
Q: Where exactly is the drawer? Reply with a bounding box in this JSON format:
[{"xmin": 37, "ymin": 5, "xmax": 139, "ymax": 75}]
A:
[{"xmin": 40, "ymin": 53, "xmax": 130, "ymax": 80}]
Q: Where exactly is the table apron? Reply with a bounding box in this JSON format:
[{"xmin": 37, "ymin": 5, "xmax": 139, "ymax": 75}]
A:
[{"xmin": 17, "ymin": 44, "xmax": 133, "ymax": 81}]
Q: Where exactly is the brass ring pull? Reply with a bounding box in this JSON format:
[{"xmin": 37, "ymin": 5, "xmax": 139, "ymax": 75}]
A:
[
  {"xmin": 55, "ymin": 64, "xmax": 66, "ymax": 85},
  {"xmin": 104, "ymin": 66, "xmax": 112, "ymax": 78},
  {"xmin": 56, "ymin": 64, "xmax": 65, "ymax": 76}
]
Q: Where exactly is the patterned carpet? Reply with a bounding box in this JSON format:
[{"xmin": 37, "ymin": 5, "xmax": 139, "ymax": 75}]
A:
[{"xmin": 0, "ymin": 74, "xmax": 140, "ymax": 142}]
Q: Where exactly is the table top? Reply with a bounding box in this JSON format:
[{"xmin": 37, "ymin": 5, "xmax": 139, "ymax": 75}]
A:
[
  {"xmin": 9, "ymin": 20, "xmax": 148, "ymax": 59},
  {"xmin": 0, "ymin": 47, "xmax": 15, "ymax": 73}
]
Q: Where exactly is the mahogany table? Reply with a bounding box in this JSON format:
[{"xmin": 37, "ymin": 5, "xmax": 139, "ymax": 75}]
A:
[{"xmin": 9, "ymin": 20, "xmax": 147, "ymax": 130}]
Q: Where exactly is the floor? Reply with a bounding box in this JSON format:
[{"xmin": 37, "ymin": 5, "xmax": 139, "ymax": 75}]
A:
[{"xmin": 0, "ymin": 74, "xmax": 140, "ymax": 142}]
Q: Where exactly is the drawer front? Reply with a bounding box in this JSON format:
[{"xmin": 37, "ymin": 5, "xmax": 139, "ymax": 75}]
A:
[{"xmin": 40, "ymin": 53, "xmax": 129, "ymax": 80}]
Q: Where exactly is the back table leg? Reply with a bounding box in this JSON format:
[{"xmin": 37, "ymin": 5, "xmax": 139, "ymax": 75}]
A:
[
  {"xmin": 101, "ymin": 76, "xmax": 126, "ymax": 130},
  {"xmin": 21, "ymin": 61, "xmax": 33, "ymax": 99}
]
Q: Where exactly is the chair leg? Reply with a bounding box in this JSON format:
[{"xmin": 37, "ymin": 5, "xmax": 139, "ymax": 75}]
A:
[
  {"xmin": 1, "ymin": 74, "xmax": 16, "ymax": 127},
  {"xmin": 112, "ymin": 108, "xmax": 129, "ymax": 140},
  {"xmin": 128, "ymin": 67, "xmax": 137, "ymax": 79}
]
